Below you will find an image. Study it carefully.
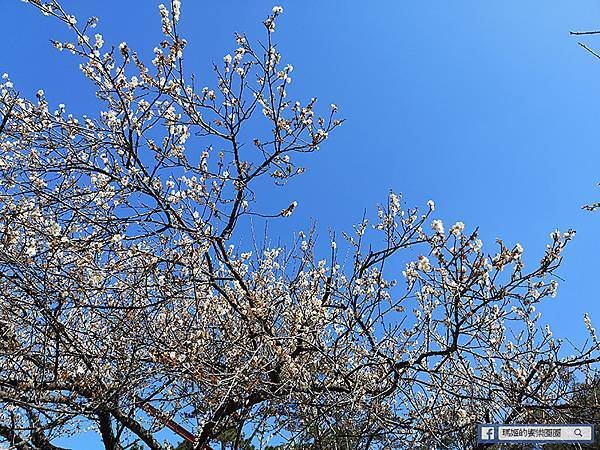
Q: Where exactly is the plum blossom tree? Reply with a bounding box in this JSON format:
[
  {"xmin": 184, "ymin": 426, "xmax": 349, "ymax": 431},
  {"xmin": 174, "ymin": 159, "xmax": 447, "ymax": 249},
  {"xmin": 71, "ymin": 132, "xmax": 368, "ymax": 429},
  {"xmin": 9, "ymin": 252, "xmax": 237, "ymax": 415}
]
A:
[{"xmin": 0, "ymin": 1, "xmax": 599, "ymax": 449}]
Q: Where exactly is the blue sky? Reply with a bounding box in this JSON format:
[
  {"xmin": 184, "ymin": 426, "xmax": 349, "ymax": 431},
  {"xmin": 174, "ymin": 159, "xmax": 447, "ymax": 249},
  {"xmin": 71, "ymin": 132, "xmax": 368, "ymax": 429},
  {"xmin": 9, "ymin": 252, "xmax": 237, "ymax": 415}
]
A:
[{"xmin": 3, "ymin": 0, "xmax": 600, "ymax": 446}]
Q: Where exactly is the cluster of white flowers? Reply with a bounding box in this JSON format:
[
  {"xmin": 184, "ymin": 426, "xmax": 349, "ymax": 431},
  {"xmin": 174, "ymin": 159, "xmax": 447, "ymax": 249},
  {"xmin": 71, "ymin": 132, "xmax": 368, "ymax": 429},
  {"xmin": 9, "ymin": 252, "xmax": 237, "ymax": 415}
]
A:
[
  {"xmin": 66, "ymin": 14, "xmax": 77, "ymax": 27},
  {"xmin": 172, "ymin": 0, "xmax": 181, "ymax": 22},
  {"xmin": 431, "ymin": 219, "xmax": 444, "ymax": 234},
  {"xmin": 449, "ymin": 221, "xmax": 465, "ymax": 236},
  {"xmin": 514, "ymin": 242, "xmax": 524, "ymax": 255},
  {"xmin": 264, "ymin": 7, "xmax": 283, "ymax": 33},
  {"xmin": 417, "ymin": 255, "xmax": 432, "ymax": 272},
  {"xmin": 584, "ymin": 313, "xmax": 597, "ymax": 341},
  {"xmin": 158, "ymin": 4, "xmax": 172, "ymax": 34},
  {"xmin": 119, "ymin": 41, "xmax": 128, "ymax": 57},
  {"xmin": 389, "ymin": 192, "xmax": 401, "ymax": 214},
  {"xmin": 491, "ymin": 240, "xmax": 526, "ymax": 270},
  {"xmin": 94, "ymin": 33, "xmax": 104, "ymax": 49}
]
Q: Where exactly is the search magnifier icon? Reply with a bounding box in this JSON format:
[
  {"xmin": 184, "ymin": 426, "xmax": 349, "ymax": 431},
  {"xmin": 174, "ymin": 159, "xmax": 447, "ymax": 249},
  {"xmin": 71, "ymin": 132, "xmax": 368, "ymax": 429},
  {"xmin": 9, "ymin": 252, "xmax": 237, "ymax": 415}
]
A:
[{"xmin": 574, "ymin": 428, "xmax": 583, "ymax": 437}]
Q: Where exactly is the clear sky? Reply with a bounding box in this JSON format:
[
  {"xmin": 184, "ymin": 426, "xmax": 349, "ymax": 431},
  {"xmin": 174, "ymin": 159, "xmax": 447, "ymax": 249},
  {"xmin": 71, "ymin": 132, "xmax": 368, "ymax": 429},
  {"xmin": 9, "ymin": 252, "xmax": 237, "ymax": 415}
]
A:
[{"xmin": 3, "ymin": 0, "xmax": 600, "ymax": 447}]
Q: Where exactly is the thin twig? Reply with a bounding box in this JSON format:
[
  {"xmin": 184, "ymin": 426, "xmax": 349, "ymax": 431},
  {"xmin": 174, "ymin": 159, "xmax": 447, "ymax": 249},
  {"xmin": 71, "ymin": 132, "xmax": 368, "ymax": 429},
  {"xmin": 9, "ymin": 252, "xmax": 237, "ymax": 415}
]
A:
[
  {"xmin": 578, "ymin": 42, "xmax": 600, "ymax": 60},
  {"xmin": 571, "ymin": 30, "xmax": 600, "ymax": 35}
]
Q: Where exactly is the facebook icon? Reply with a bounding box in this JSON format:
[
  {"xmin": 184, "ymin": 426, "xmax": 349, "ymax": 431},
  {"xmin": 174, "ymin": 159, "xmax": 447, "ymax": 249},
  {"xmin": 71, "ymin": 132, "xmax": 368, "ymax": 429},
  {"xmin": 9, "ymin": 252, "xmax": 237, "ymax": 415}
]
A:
[{"xmin": 478, "ymin": 425, "xmax": 498, "ymax": 443}]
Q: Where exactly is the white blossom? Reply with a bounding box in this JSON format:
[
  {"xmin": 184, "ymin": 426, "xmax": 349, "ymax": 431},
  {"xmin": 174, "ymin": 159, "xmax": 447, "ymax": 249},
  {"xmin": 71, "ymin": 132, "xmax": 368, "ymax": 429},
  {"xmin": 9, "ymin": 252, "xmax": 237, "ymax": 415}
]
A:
[
  {"xmin": 417, "ymin": 255, "xmax": 432, "ymax": 272},
  {"xmin": 431, "ymin": 219, "xmax": 444, "ymax": 234},
  {"xmin": 450, "ymin": 221, "xmax": 465, "ymax": 236},
  {"xmin": 94, "ymin": 33, "xmax": 104, "ymax": 49},
  {"xmin": 172, "ymin": 0, "xmax": 181, "ymax": 22}
]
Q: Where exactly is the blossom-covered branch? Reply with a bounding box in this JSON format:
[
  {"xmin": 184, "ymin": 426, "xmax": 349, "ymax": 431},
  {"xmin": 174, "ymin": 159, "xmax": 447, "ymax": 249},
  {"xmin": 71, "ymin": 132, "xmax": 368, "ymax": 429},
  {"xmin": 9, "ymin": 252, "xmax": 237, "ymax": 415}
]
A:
[{"xmin": 0, "ymin": 2, "xmax": 598, "ymax": 450}]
